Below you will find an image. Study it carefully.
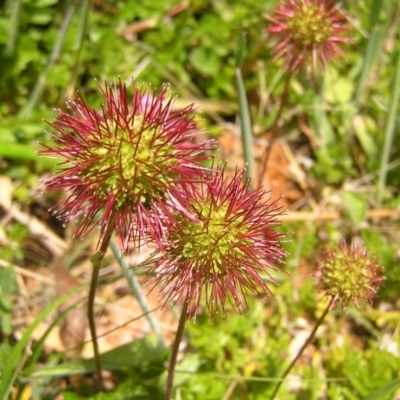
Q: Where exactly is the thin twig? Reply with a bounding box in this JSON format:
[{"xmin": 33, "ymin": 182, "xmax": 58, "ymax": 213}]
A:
[{"xmin": 278, "ymin": 208, "xmax": 400, "ymax": 222}]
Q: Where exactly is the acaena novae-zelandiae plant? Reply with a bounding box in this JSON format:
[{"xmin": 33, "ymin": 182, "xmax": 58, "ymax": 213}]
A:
[
  {"xmin": 40, "ymin": 80, "xmax": 287, "ymax": 397},
  {"xmin": 315, "ymin": 241, "xmax": 384, "ymax": 310},
  {"xmin": 147, "ymin": 164, "xmax": 287, "ymax": 319},
  {"xmin": 270, "ymin": 241, "xmax": 384, "ymax": 400},
  {"xmin": 40, "ymin": 80, "xmax": 215, "ymax": 253},
  {"xmin": 39, "ymin": 79, "xmax": 215, "ymax": 389},
  {"xmin": 264, "ymin": 0, "xmax": 351, "ymax": 75},
  {"xmin": 259, "ymin": 0, "xmax": 351, "ymax": 187},
  {"xmin": 144, "ymin": 164, "xmax": 287, "ymax": 400}
]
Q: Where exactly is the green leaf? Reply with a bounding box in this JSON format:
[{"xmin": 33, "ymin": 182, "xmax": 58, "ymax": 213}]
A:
[
  {"xmin": 353, "ymin": 115, "xmax": 378, "ymax": 158},
  {"xmin": 35, "ymin": 0, "xmax": 60, "ymax": 8},
  {"xmin": 363, "ymin": 378, "xmax": 400, "ymax": 400},
  {"xmin": 62, "ymin": 393, "xmax": 83, "ymax": 400},
  {"xmin": 313, "ymin": 100, "xmax": 335, "ymax": 146},
  {"xmin": 0, "ymin": 267, "xmax": 18, "ymax": 294},
  {"xmin": 0, "ymin": 313, "xmax": 12, "ymax": 335},
  {"xmin": 0, "ymin": 296, "xmax": 13, "ymax": 313},
  {"xmin": 341, "ymin": 191, "xmax": 368, "ymax": 225},
  {"xmin": 31, "ymin": 11, "xmax": 53, "ymax": 25},
  {"xmin": 0, "ymin": 267, "xmax": 17, "ymax": 334},
  {"xmin": 26, "ymin": 335, "xmax": 166, "ymax": 378},
  {"xmin": 324, "ymin": 66, "xmax": 353, "ymax": 105},
  {"xmin": 0, "ymin": 341, "xmax": 13, "ymax": 372},
  {"xmin": 190, "ymin": 47, "xmax": 221, "ymax": 76},
  {"xmin": 157, "ymin": 353, "xmax": 201, "ymax": 391},
  {"xmin": 0, "ymin": 142, "xmax": 41, "ymax": 162}
]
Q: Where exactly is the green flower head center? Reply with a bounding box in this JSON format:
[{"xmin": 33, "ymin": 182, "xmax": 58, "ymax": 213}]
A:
[
  {"xmin": 323, "ymin": 254, "xmax": 372, "ymax": 300},
  {"xmin": 288, "ymin": 4, "xmax": 333, "ymax": 45},
  {"xmin": 87, "ymin": 115, "xmax": 177, "ymax": 208},
  {"xmin": 177, "ymin": 200, "xmax": 252, "ymax": 275}
]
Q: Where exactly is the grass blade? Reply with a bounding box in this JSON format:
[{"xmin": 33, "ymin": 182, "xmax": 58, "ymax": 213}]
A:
[
  {"xmin": 235, "ymin": 33, "xmax": 255, "ymax": 189},
  {"xmin": 20, "ymin": 1, "xmax": 77, "ymax": 119},
  {"xmin": 5, "ymin": 0, "xmax": 22, "ymax": 56},
  {"xmin": 377, "ymin": 45, "xmax": 400, "ymax": 203},
  {"xmin": 354, "ymin": 2, "xmax": 387, "ymax": 104}
]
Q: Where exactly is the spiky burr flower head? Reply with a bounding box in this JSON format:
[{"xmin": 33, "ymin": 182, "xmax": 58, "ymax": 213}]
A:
[
  {"xmin": 315, "ymin": 242, "xmax": 384, "ymax": 309},
  {"xmin": 264, "ymin": 0, "xmax": 350, "ymax": 73},
  {"xmin": 147, "ymin": 165, "xmax": 286, "ymax": 319},
  {"xmin": 40, "ymin": 80, "xmax": 215, "ymax": 253}
]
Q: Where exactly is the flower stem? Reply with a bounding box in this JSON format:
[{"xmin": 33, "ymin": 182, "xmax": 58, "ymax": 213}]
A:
[
  {"xmin": 165, "ymin": 298, "xmax": 189, "ymax": 400},
  {"xmin": 88, "ymin": 247, "xmax": 108, "ymax": 391},
  {"xmin": 269, "ymin": 296, "xmax": 335, "ymax": 400}
]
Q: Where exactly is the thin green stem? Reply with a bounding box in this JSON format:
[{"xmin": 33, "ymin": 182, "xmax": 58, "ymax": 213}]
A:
[
  {"xmin": 165, "ymin": 298, "xmax": 189, "ymax": 400},
  {"xmin": 109, "ymin": 238, "xmax": 164, "ymax": 344},
  {"xmin": 88, "ymin": 248, "xmax": 107, "ymax": 391},
  {"xmin": 269, "ymin": 297, "xmax": 335, "ymax": 400}
]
